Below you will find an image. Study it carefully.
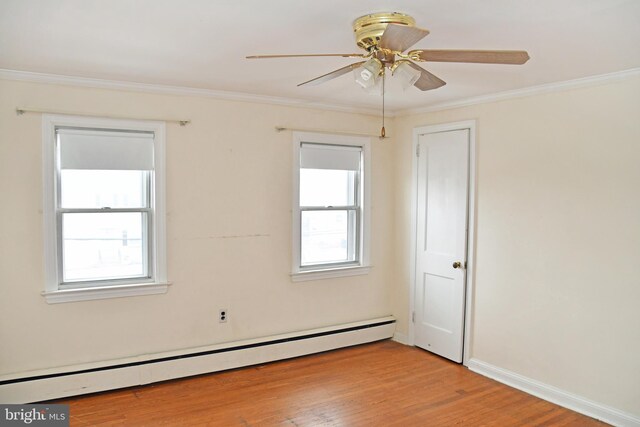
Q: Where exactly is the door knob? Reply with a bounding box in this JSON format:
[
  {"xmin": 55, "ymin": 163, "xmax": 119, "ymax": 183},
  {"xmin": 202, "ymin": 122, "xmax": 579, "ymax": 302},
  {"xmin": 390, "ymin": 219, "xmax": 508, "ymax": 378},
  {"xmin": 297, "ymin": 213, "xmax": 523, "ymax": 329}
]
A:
[{"xmin": 452, "ymin": 261, "xmax": 463, "ymax": 269}]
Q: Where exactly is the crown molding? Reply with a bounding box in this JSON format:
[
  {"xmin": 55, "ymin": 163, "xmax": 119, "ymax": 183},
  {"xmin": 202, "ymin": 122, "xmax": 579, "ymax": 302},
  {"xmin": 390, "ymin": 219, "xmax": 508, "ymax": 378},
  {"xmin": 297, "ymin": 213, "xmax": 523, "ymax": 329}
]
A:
[
  {"xmin": 3, "ymin": 67, "xmax": 638, "ymax": 119},
  {"xmin": 0, "ymin": 68, "xmax": 384, "ymax": 116},
  {"xmin": 395, "ymin": 67, "xmax": 640, "ymax": 116}
]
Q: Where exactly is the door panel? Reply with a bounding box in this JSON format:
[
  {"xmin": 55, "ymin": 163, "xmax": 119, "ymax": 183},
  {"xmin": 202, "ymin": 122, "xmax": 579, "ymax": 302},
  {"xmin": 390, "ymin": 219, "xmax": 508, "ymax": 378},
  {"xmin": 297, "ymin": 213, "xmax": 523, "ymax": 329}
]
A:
[
  {"xmin": 422, "ymin": 272, "xmax": 455, "ymax": 333},
  {"xmin": 415, "ymin": 129, "xmax": 469, "ymax": 362}
]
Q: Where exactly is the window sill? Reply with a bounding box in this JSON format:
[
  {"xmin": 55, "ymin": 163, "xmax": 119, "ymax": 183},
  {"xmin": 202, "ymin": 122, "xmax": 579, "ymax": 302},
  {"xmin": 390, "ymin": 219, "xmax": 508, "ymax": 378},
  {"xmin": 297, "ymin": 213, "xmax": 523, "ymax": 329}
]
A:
[
  {"xmin": 291, "ymin": 266, "xmax": 371, "ymax": 282},
  {"xmin": 42, "ymin": 282, "xmax": 170, "ymax": 304}
]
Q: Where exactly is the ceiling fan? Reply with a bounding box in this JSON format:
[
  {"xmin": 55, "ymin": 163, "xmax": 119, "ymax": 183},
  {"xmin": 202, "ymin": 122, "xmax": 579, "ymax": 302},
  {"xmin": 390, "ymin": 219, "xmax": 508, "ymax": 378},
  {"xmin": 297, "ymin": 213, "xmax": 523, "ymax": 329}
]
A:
[{"xmin": 247, "ymin": 12, "xmax": 530, "ymax": 136}]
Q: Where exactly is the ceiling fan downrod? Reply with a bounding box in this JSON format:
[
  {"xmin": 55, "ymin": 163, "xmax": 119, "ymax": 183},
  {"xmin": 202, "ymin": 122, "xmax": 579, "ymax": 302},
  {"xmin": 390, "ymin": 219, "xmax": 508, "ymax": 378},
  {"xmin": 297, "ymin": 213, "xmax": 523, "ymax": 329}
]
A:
[{"xmin": 381, "ymin": 69, "xmax": 386, "ymax": 139}]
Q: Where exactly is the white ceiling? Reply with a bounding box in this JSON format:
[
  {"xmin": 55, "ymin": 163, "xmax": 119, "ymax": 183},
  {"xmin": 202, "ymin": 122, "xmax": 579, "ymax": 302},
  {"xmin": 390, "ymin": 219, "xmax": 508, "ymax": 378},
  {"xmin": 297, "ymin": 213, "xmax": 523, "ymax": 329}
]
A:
[{"xmin": 1, "ymin": 0, "xmax": 639, "ymax": 113}]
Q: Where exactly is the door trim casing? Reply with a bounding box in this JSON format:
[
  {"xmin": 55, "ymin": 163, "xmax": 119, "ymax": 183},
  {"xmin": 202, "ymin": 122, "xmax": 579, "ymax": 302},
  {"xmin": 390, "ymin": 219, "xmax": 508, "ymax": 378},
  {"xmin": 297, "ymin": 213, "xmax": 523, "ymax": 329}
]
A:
[{"xmin": 408, "ymin": 120, "xmax": 477, "ymax": 366}]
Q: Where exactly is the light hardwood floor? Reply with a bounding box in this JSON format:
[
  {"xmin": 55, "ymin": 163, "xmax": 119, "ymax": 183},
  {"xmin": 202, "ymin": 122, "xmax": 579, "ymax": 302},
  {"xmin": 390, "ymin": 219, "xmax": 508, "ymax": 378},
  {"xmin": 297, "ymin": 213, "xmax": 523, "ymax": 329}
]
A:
[{"xmin": 55, "ymin": 340, "xmax": 605, "ymax": 426}]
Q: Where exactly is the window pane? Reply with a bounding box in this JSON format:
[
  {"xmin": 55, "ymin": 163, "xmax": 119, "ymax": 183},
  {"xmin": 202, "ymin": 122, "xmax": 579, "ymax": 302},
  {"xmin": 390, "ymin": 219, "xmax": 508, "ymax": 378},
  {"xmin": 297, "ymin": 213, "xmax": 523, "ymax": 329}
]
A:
[
  {"xmin": 301, "ymin": 210, "xmax": 356, "ymax": 266},
  {"xmin": 61, "ymin": 170, "xmax": 148, "ymax": 209},
  {"xmin": 300, "ymin": 169, "xmax": 356, "ymax": 207},
  {"xmin": 62, "ymin": 212, "xmax": 147, "ymax": 282}
]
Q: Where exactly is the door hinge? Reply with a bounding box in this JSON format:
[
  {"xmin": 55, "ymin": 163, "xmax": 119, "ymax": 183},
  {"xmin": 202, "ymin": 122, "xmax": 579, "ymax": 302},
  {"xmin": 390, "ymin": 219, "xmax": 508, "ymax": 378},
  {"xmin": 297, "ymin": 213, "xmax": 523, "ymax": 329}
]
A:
[
  {"xmin": 412, "ymin": 311, "xmax": 415, "ymax": 323},
  {"xmin": 416, "ymin": 144, "xmax": 420, "ymax": 157}
]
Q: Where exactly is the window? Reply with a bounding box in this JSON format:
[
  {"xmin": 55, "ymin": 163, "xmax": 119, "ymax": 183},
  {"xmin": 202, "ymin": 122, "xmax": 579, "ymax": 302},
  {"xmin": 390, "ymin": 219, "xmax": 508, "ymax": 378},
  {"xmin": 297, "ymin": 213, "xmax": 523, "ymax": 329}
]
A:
[
  {"xmin": 42, "ymin": 115, "xmax": 168, "ymax": 303},
  {"xmin": 292, "ymin": 132, "xmax": 371, "ymax": 281}
]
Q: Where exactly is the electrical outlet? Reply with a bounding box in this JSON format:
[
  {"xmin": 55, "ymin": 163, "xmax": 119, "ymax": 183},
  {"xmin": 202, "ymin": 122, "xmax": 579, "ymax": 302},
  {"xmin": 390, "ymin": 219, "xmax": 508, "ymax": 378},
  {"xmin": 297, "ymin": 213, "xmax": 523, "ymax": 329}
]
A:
[{"xmin": 219, "ymin": 309, "xmax": 228, "ymax": 323}]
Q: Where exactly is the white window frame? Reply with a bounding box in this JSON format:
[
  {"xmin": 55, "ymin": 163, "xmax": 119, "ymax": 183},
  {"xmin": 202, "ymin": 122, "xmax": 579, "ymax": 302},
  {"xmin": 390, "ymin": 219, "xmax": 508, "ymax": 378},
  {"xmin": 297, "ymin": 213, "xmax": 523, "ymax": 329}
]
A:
[
  {"xmin": 41, "ymin": 114, "xmax": 169, "ymax": 303},
  {"xmin": 291, "ymin": 132, "xmax": 371, "ymax": 282}
]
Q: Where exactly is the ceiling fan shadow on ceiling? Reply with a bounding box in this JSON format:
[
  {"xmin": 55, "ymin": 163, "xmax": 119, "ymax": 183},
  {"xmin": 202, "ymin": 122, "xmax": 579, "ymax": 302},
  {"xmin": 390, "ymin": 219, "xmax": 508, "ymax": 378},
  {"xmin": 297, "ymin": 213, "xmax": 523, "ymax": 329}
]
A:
[{"xmin": 247, "ymin": 12, "xmax": 530, "ymax": 138}]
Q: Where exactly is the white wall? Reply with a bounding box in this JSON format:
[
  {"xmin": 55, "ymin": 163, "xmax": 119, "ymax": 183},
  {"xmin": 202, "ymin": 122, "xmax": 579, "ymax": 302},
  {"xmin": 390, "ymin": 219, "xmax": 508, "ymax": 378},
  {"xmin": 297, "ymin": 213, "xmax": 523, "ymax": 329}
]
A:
[
  {"xmin": 0, "ymin": 79, "xmax": 395, "ymax": 376},
  {"xmin": 2, "ymin": 73, "xmax": 638, "ymax": 419},
  {"xmin": 394, "ymin": 75, "xmax": 640, "ymax": 417}
]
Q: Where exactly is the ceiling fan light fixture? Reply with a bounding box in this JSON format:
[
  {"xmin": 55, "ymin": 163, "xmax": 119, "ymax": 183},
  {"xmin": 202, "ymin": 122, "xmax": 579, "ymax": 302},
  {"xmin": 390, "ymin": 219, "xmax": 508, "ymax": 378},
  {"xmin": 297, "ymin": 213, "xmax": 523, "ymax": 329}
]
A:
[
  {"xmin": 362, "ymin": 76, "xmax": 383, "ymax": 95},
  {"xmin": 393, "ymin": 61, "xmax": 421, "ymax": 90},
  {"xmin": 354, "ymin": 58, "xmax": 382, "ymax": 89}
]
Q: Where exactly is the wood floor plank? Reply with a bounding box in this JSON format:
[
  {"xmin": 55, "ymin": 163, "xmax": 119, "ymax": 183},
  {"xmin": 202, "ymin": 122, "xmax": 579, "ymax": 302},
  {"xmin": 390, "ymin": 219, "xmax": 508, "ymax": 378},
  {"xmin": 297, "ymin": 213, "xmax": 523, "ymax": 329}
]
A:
[{"xmin": 51, "ymin": 340, "xmax": 607, "ymax": 426}]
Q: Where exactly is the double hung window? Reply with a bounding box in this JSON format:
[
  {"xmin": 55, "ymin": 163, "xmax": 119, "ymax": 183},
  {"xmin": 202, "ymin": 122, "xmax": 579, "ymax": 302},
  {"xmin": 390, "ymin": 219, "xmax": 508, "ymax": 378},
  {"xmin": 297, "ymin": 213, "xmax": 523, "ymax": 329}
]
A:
[
  {"xmin": 292, "ymin": 133, "xmax": 371, "ymax": 281},
  {"xmin": 42, "ymin": 115, "xmax": 167, "ymax": 302}
]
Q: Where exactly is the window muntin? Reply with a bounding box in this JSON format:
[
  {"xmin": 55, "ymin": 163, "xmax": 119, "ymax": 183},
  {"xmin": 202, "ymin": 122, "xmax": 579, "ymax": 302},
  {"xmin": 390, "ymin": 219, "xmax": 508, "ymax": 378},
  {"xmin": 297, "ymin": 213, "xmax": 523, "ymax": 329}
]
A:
[
  {"xmin": 55, "ymin": 127, "xmax": 155, "ymax": 288},
  {"xmin": 298, "ymin": 143, "xmax": 362, "ymax": 270}
]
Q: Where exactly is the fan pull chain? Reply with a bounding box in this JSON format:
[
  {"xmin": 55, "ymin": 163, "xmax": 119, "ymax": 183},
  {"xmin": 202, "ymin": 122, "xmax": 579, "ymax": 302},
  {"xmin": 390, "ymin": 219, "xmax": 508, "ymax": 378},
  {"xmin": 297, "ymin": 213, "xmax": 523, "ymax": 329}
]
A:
[{"xmin": 381, "ymin": 69, "xmax": 386, "ymax": 138}]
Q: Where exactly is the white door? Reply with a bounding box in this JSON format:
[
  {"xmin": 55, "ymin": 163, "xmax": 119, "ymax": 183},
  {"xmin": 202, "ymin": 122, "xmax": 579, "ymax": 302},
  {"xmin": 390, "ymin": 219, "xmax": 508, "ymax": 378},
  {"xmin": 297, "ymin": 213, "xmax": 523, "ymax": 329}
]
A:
[{"xmin": 414, "ymin": 129, "xmax": 469, "ymax": 363}]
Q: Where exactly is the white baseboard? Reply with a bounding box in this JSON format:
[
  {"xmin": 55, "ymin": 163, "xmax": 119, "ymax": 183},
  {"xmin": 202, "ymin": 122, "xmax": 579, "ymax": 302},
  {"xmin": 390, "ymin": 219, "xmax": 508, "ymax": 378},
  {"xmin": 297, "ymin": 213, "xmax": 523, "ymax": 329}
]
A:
[
  {"xmin": 392, "ymin": 332, "xmax": 409, "ymax": 345},
  {"xmin": 0, "ymin": 316, "xmax": 395, "ymax": 404},
  {"xmin": 468, "ymin": 358, "xmax": 640, "ymax": 427}
]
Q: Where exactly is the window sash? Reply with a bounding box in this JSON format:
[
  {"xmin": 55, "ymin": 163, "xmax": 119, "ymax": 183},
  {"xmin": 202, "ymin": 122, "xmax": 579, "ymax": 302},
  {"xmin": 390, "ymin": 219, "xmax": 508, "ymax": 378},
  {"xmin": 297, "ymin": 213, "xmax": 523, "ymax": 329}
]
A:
[
  {"xmin": 59, "ymin": 169, "xmax": 150, "ymax": 209},
  {"xmin": 299, "ymin": 168, "xmax": 358, "ymax": 208},
  {"xmin": 298, "ymin": 207, "xmax": 361, "ymax": 269},
  {"xmin": 57, "ymin": 209, "xmax": 153, "ymax": 288}
]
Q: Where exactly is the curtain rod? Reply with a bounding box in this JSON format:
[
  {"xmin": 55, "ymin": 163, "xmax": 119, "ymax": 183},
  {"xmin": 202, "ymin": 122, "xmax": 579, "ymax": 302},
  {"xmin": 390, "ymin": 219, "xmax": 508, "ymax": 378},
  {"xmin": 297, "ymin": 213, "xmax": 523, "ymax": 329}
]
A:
[
  {"xmin": 275, "ymin": 126, "xmax": 387, "ymax": 139},
  {"xmin": 16, "ymin": 108, "xmax": 191, "ymax": 126}
]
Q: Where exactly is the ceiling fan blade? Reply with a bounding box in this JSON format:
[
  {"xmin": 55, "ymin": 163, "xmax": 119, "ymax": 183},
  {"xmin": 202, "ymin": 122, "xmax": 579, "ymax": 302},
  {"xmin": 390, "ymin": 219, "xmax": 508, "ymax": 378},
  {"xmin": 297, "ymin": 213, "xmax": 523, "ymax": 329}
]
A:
[
  {"xmin": 379, "ymin": 24, "xmax": 430, "ymax": 53},
  {"xmin": 246, "ymin": 53, "xmax": 366, "ymax": 59},
  {"xmin": 410, "ymin": 49, "xmax": 530, "ymax": 64},
  {"xmin": 406, "ymin": 62, "xmax": 446, "ymax": 91},
  {"xmin": 298, "ymin": 61, "xmax": 366, "ymax": 87}
]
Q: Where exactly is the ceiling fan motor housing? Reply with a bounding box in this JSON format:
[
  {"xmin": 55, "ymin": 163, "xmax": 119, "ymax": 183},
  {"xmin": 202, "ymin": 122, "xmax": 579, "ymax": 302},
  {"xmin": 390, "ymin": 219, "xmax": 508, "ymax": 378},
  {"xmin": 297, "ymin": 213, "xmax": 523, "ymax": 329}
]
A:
[{"xmin": 353, "ymin": 12, "xmax": 415, "ymax": 51}]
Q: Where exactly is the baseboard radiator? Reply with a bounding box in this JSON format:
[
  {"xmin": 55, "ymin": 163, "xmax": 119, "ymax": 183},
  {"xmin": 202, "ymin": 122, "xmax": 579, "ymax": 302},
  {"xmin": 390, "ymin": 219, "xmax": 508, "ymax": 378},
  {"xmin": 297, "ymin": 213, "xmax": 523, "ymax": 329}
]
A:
[{"xmin": 0, "ymin": 316, "xmax": 395, "ymax": 404}]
